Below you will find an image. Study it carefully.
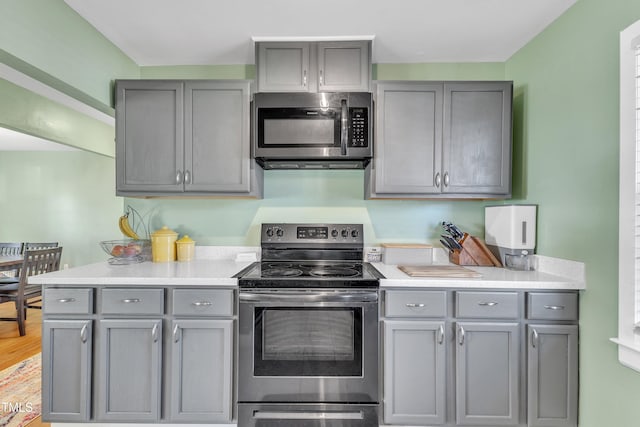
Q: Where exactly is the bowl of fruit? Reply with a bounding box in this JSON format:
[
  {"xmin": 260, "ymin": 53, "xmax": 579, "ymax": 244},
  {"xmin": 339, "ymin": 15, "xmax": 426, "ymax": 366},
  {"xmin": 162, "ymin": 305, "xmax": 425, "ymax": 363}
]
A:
[{"xmin": 100, "ymin": 239, "xmax": 151, "ymax": 265}]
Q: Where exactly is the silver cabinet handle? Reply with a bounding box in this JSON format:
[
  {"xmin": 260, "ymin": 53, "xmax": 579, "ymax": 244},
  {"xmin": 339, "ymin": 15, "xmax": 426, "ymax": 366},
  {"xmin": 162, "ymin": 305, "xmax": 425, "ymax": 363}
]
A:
[
  {"xmin": 406, "ymin": 303, "xmax": 425, "ymax": 308},
  {"xmin": 458, "ymin": 325, "xmax": 465, "ymax": 346},
  {"xmin": 478, "ymin": 301, "xmax": 498, "ymax": 306},
  {"xmin": 438, "ymin": 324, "xmax": 445, "ymax": 345},
  {"xmin": 176, "ymin": 170, "xmax": 183, "ymax": 184},
  {"xmin": 192, "ymin": 301, "xmax": 213, "ymax": 307},
  {"xmin": 57, "ymin": 298, "xmax": 76, "ymax": 303},
  {"xmin": 173, "ymin": 324, "xmax": 180, "ymax": 343},
  {"xmin": 151, "ymin": 323, "xmax": 159, "ymax": 343},
  {"xmin": 443, "ymin": 171, "xmax": 450, "ymax": 187},
  {"xmin": 80, "ymin": 323, "xmax": 88, "ymax": 343},
  {"xmin": 184, "ymin": 170, "xmax": 191, "ymax": 185},
  {"xmin": 319, "ymin": 69, "xmax": 324, "ymax": 85},
  {"xmin": 544, "ymin": 305, "xmax": 565, "ymax": 310},
  {"xmin": 435, "ymin": 172, "xmax": 441, "ymax": 188},
  {"xmin": 303, "ymin": 69, "xmax": 307, "ymax": 87},
  {"xmin": 122, "ymin": 298, "xmax": 141, "ymax": 304},
  {"xmin": 531, "ymin": 328, "xmax": 539, "ymax": 348}
]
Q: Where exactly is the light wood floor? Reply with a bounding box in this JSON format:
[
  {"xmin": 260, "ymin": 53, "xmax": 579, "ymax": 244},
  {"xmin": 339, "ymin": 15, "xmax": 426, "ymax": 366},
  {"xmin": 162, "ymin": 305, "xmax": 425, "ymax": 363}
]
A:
[{"xmin": 0, "ymin": 302, "xmax": 49, "ymax": 427}]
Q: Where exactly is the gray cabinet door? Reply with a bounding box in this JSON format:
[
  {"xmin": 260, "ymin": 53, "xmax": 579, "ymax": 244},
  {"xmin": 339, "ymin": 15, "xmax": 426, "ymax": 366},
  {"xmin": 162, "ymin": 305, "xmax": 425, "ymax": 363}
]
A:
[
  {"xmin": 455, "ymin": 322, "xmax": 520, "ymax": 426},
  {"xmin": 185, "ymin": 81, "xmax": 251, "ymax": 193},
  {"xmin": 116, "ymin": 80, "xmax": 184, "ymax": 193},
  {"xmin": 370, "ymin": 82, "xmax": 443, "ymax": 195},
  {"xmin": 169, "ymin": 319, "xmax": 233, "ymax": 422},
  {"xmin": 317, "ymin": 41, "xmax": 370, "ymax": 92},
  {"xmin": 42, "ymin": 320, "xmax": 92, "ymax": 422},
  {"xmin": 383, "ymin": 320, "xmax": 446, "ymax": 425},
  {"xmin": 257, "ymin": 42, "xmax": 310, "ymax": 92},
  {"xmin": 442, "ymin": 82, "xmax": 512, "ymax": 195},
  {"xmin": 97, "ymin": 319, "xmax": 162, "ymax": 422},
  {"xmin": 527, "ymin": 325, "xmax": 578, "ymax": 427}
]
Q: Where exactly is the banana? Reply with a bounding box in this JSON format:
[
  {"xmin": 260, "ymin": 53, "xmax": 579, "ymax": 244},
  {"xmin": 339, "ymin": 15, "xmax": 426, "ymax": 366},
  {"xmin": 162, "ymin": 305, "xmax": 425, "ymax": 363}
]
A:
[{"xmin": 118, "ymin": 214, "xmax": 140, "ymax": 239}]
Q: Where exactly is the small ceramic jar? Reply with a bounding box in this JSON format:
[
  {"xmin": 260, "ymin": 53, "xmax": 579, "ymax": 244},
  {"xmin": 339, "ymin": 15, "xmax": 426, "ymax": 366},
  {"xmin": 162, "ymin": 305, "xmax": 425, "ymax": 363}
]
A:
[{"xmin": 151, "ymin": 226, "xmax": 178, "ymax": 262}]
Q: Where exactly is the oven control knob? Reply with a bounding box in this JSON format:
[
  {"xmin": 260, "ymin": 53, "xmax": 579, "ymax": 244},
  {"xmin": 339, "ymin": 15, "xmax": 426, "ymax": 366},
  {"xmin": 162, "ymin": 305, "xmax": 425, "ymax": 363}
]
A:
[
  {"xmin": 266, "ymin": 227, "xmax": 274, "ymax": 237},
  {"xmin": 341, "ymin": 229, "xmax": 349, "ymax": 238},
  {"xmin": 351, "ymin": 229, "xmax": 359, "ymax": 238},
  {"xmin": 331, "ymin": 229, "xmax": 339, "ymax": 238},
  {"xmin": 276, "ymin": 228, "xmax": 284, "ymax": 237}
]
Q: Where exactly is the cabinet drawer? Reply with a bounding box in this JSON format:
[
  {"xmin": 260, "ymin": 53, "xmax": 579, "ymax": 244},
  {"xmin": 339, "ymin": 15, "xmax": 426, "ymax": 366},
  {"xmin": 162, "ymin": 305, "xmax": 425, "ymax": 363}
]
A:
[
  {"xmin": 172, "ymin": 289, "xmax": 234, "ymax": 316},
  {"xmin": 100, "ymin": 288, "xmax": 164, "ymax": 315},
  {"xmin": 527, "ymin": 292, "xmax": 578, "ymax": 320},
  {"xmin": 385, "ymin": 290, "xmax": 447, "ymax": 318},
  {"xmin": 456, "ymin": 291, "xmax": 519, "ymax": 319},
  {"xmin": 43, "ymin": 288, "xmax": 93, "ymax": 314}
]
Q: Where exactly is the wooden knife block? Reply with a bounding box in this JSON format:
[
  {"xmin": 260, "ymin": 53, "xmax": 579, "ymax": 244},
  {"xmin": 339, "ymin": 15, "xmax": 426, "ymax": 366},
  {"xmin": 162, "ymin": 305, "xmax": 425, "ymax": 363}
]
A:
[{"xmin": 449, "ymin": 234, "xmax": 502, "ymax": 267}]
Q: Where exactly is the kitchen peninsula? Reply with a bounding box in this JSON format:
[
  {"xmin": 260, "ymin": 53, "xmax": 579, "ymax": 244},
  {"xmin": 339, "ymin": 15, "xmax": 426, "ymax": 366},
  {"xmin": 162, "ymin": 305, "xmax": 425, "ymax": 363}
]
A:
[{"xmin": 31, "ymin": 248, "xmax": 584, "ymax": 427}]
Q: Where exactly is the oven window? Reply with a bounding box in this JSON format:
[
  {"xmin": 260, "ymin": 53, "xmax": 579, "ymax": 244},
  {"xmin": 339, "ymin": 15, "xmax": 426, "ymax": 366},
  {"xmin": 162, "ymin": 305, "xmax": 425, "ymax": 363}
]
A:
[{"xmin": 254, "ymin": 307, "xmax": 362, "ymax": 376}]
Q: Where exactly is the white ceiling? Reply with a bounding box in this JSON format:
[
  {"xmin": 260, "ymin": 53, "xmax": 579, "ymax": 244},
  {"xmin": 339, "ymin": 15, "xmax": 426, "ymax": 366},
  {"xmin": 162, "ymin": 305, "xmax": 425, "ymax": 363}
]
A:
[{"xmin": 64, "ymin": 0, "xmax": 576, "ymax": 65}]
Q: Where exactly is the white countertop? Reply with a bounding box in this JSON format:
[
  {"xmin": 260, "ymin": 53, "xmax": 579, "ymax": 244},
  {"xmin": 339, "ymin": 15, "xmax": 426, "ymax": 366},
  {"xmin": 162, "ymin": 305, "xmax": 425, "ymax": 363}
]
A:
[
  {"xmin": 29, "ymin": 259, "xmax": 253, "ymax": 286},
  {"xmin": 30, "ymin": 249, "xmax": 585, "ymax": 291}
]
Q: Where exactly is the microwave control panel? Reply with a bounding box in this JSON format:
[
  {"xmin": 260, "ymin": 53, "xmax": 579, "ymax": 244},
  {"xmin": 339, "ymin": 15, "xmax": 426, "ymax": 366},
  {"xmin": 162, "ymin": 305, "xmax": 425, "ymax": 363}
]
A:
[{"xmin": 349, "ymin": 108, "xmax": 368, "ymax": 147}]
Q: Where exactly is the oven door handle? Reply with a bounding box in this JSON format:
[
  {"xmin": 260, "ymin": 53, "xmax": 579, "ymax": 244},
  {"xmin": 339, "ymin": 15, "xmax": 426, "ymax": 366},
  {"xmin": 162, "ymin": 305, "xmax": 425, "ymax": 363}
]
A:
[
  {"xmin": 239, "ymin": 290, "xmax": 378, "ymax": 303},
  {"xmin": 253, "ymin": 410, "xmax": 364, "ymax": 420}
]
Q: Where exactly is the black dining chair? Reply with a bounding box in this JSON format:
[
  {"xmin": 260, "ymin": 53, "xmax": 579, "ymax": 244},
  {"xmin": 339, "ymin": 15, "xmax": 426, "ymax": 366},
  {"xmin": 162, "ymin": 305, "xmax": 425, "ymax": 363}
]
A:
[{"xmin": 0, "ymin": 247, "xmax": 63, "ymax": 336}]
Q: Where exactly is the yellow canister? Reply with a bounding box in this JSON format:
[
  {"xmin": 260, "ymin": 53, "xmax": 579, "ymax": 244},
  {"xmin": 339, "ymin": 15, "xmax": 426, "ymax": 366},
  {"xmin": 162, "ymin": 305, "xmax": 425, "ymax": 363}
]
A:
[
  {"xmin": 176, "ymin": 235, "xmax": 195, "ymax": 262},
  {"xmin": 151, "ymin": 226, "xmax": 178, "ymax": 262}
]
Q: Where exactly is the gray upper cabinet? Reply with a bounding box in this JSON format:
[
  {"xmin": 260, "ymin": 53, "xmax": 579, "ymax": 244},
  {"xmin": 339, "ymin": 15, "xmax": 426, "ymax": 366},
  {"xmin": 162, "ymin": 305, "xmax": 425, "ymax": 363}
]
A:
[
  {"xmin": 256, "ymin": 40, "xmax": 371, "ymax": 93},
  {"xmin": 115, "ymin": 79, "xmax": 262, "ymax": 197},
  {"xmin": 366, "ymin": 81, "xmax": 512, "ymax": 199}
]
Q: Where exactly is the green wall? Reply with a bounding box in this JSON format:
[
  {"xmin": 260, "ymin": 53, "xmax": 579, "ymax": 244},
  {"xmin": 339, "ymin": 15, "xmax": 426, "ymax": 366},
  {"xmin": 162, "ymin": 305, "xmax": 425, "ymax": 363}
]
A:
[
  {"xmin": 0, "ymin": 151, "xmax": 123, "ymax": 267},
  {"xmin": 505, "ymin": 0, "xmax": 640, "ymax": 425}
]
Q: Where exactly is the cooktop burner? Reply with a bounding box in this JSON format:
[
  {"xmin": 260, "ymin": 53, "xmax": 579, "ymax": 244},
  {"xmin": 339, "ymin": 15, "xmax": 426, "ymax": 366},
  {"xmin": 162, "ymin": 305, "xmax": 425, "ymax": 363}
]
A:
[{"xmin": 236, "ymin": 261, "xmax": 383, "ymax": 288}]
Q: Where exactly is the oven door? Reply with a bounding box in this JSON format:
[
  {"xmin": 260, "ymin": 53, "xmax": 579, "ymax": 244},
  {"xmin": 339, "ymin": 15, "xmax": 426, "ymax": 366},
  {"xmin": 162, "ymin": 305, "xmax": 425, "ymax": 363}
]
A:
[{"xmin": 238, "ymin": 289, "xmax": 379, "ymax": 403}]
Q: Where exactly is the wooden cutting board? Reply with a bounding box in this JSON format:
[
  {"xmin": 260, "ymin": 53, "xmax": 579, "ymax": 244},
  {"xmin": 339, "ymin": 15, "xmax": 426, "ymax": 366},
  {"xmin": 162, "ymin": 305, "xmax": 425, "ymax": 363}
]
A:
[{"xmin": 398, "ymin": 264, "xmax": 482, "ymax": 278}]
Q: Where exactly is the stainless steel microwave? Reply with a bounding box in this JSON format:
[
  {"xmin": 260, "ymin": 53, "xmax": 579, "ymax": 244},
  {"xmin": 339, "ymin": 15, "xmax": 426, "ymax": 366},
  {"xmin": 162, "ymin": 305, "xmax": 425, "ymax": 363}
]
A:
[{"xmin": 252, "ymin": 92, "xmax": 373, "ymax": 169}]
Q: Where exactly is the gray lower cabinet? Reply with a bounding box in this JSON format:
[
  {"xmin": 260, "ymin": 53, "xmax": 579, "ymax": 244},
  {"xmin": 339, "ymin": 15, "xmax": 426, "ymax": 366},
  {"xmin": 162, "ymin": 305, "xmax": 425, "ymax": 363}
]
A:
[
  {"xmin": 97, "ymin": 319, "xmax": 163, "ymax": 421},
  {"xmin": 169, "ymin": 319, "xmax": 233, "ymax": 422},
  {"xmin": 383, "ymin": 320, "xmax": 446, "ymax": 425},
  {"xmin": 42, "ymin": 319, "xmax": 92, "ymax": 422},
  {"xmin": 455, "ymin": 322, "xmax": 520, "ymax": 426},
  {"xmin": 115, "ymin": 79, "xmax": 262, "ymax": 197},
  {"xmin": 256, "ymin": 41, "xmax": 371, "ymax": 92},
  {"xmin": 366, "ymin": 81, "xmax": 512, "ymax": 199}
]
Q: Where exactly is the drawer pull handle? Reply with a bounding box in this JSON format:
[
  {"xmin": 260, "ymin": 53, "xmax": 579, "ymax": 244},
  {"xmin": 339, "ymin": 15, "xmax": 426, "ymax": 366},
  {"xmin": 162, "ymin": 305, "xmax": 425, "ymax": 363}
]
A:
[
  {"xmin": 544, "ymin": 305, "xmax": 565, "ymax": 310},
  {"xmin": 192, "ymin": 301, "xmax": 213, "ymax": 307},
  {"xmin": 57, "ymin": 298, "xmax": 76, "ymax": 303},
  {"xmin": 406, "ymin": 303, "xmax": 425, "ymax": 308},
  {"xmin": 478, "ymin": 301, "xmax": 498, "ymax": 307},
  {"xmin": 122, "ymin": 298, "xmax": 141, "ymax": 304}
]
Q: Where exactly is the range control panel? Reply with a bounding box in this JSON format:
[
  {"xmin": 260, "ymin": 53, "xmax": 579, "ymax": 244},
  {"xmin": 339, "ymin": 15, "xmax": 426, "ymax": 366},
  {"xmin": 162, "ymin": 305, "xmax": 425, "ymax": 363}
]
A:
[{"xmin": 262, "ymin": 223, "xmax": 363, "ymax": 244}]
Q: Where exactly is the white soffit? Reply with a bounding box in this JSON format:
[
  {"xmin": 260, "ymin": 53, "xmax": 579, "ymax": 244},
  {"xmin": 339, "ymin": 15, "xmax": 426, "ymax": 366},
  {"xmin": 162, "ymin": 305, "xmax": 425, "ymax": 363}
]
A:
[{"xmin": 0, "ymin": 127, "xmax": 79, "ymax": 152}]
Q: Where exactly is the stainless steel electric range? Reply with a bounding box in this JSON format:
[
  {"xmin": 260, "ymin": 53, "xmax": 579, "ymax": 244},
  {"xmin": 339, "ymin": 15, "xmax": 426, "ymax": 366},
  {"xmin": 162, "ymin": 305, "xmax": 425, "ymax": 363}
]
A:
[{"xmin": 235, "ymin": 223, "xmax": 383, "ymax": 427}]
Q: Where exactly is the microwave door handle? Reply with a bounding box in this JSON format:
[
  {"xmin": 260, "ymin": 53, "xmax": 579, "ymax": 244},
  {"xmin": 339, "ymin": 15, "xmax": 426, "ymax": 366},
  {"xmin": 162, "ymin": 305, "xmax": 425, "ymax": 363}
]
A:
[{"xmin": 340, "ymin": 99, "xmax": 348, "ymax": 156}]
